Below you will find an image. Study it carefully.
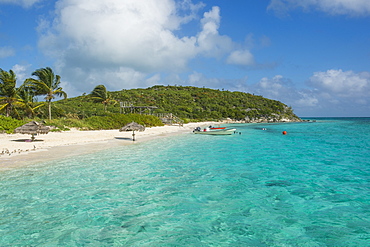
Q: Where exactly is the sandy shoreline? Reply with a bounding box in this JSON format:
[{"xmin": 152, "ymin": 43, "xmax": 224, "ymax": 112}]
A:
[{"xmin": 0, "ymin": 122, "xmax": 218, "ymax": 170}]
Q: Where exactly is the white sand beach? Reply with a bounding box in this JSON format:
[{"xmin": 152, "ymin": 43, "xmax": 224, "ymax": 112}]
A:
[{"xmin": 0, "ymin": 122, "xmax": 219, "ymax": 169}]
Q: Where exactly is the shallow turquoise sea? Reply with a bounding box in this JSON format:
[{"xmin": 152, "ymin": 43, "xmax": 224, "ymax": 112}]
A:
[{"xmin": 1, "ymin": 118, "xmax": 370, "ymax": 246}]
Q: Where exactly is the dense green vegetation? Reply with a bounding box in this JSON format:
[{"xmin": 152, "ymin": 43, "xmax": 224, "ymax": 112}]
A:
[
  {"xmin": 55, "ymin": 85, "xmax": 300, "ymax": 122},
  {"xmin": 0, "ymin": 116, "xmax": 26, "ymax": 134},
  {"xmin": 1, "ymin": 66, "xmax": 300, "ymax": 132},
  {"xmin": 44, "ymin": 113, "xmax": 163, "ymax": 131},
  {"xmin": 0, "ymin": 114, "xmax": 163, "ymax": 133}
]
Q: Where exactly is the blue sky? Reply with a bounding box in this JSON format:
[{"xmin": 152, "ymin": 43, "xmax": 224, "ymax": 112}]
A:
[{"xmin": 1, "ymin": 0, "xmax": 370, "ymax": 117}]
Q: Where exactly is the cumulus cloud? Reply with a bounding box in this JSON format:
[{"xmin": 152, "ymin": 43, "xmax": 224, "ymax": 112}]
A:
[
  {"xmin": 251, "ymin": 75, "xmax": 316, "ymax": 115},
  {"xmin": 197, "ymin": 6, "xmax": 234, "ymax": 57},
  {"xmin": 226, "ymin": 50, "xmax": 255, "ymax": 66},
  {"xmin": 40, "ymin": 0, "xmax": 198, "ymax": 72},
  {"xmin": 309, "ymin": 69, "xmax": 370, "ymax": 97},
  {"xmin": 0, "ymin": 46, "xmax": 15, "ymax": 58},
  {"xmin": 268, "ymin": 0, "xmax": 370, "ymax": 16},
  {"xmin": 0, "ymin": 0, "xmax": 42, "ymax": 8},
  {"xmin": 253, "ymin": 75, "xmax": 296, "ymax": 99},
  {"xmin": 38, "ymin": 0, "xmax": 247, "ymax": 93},
  {"xmin": 296, "ymin": 92, "xmax": 319, "ymax": 107}
]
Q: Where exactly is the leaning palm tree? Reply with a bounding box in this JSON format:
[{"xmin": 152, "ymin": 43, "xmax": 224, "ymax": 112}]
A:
[
  {"xmin": 0, "ymin": 69, "xmax": 20, "ymax": 117},
  {"xmin": 25, "ymin": 67, "xmax": 67, "ymax": 120},
  {"xmin": 90, "ymin": 84, "xmax": 117, "ymax": 111}
]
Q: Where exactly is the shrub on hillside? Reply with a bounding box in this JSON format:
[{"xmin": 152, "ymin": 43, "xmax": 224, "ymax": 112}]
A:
[
  {"xmin": 83, "ymin": 114, "xmax": 163, "ymax": 130},
  {"xmin": 0, "ymin": 116, "xmax": 26, "ymax": 133}
]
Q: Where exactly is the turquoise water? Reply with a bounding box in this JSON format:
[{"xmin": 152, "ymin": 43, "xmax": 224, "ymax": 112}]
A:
[{"xmin": 1, "ymin": 118, "xmax": 370, "ymax": 246}]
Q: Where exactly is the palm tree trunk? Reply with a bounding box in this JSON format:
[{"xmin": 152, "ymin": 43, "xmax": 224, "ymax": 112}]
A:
[
  {"xmin": 48, "ymin": 100, "xmax": 52, "ymax": 120},
  {"xmin": 6, "ymin": 104, "xmax": 11, "ymax": 117}
]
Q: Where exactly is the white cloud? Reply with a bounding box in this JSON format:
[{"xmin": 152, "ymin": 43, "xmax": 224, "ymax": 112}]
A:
[
  {"xmin": 145, "ymin": 74, "xmax": 162, "ymax": 86},
  {"xmin": 309, "ymin": 69, "xmax": 370, "ymax": 97},
  {"xmin": 61, "ymin": 66, "xmax": 150, "ymax": 94},
  {"xmin": 226, "ymin": 50, "xmax": 255, "ymax": 66},
  {"xmin": 0, "ymin": 0, "xmax": 42, "ymax": 8},
  {"xmin": 42, "ymin": 0, "xmax": 198, "ymax": 72},
  {"xmin": 41, "ymin": 0, "xmax": 225, "ymax": 71},
  {"xmin": 296, "ymin": 92, "xmax": 318, "ymax": 107},
  {"xmin": 197, "ymin": 6, "xmax": 233, "ymax": 57},
  {"xmin": 268, "ymin": 0, "xmax": 370, "ymax": 16},
  {"xmin": 0, "ymin": 46, "xmax": 15, "ymax": 58},
  {"xmin": 254, "ymin": 75, "xmax": 295, "ymax": 99},
  {"xmin": 38, "ymin": 0, "xmax": 245, "ymax": 93},
  {"xmin": 11, "ymin": 64, "xmax": 31, "ymax": 84},
  {"xmin": 188, "ymin": 71, "xmax": 205, "ymax": 84}
]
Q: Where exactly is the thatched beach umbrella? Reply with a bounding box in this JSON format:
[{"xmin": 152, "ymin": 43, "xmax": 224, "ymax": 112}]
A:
[
  {"xmin": 119, "ymin": 121, "xmax": 145, "ymax": 141},
  {"xmin": 14, "ymin": 121, "xmax": 50, "ymax": 141}
]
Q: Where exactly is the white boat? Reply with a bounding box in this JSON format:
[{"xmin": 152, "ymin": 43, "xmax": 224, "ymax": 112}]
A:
[{"xmin": 193, "ymin": 127, "xmax": 236, "ymax": 135}]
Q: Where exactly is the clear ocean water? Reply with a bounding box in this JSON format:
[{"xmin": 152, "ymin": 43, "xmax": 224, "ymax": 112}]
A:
[{"xmin": 1, "ymin": 118, "xmax": 369, "ymax": 246}]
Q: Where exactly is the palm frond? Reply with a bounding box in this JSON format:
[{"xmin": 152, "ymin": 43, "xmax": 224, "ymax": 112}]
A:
[{"xmin": 0, "ymin": 103, "xmax": 8, "ymax": 111}]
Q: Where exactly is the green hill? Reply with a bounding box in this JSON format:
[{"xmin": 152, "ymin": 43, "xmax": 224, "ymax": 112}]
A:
[{"xmin": 54, "ymin": 85, "xmax": 300, "ymax": 123}]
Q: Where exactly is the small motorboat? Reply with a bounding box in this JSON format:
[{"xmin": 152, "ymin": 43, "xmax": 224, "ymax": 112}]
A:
[{"xmin": 193, "ymin": 126, "xmax": 236, "ymax": 135}]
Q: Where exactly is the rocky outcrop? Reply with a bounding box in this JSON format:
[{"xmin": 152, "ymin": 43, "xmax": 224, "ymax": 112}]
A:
[{"xmin": 245, "ymin": 114, "xmax": 302, "ymax": 123}]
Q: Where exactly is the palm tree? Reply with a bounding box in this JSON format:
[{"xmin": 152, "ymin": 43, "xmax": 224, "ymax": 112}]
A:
[
  {"xmin": 90, "ymin": 85, "xmax": 117, "ymax": 111},
  {"xmin": 25, "ymin": 67, "xmax": 67, "ymax": 120},
  {"xmin": 17, "ymin": 87, "xmax": 45, "ymax": 118},
  {"xmin": 0, "ymin": 69, "xmax": 20, "ymax": 117}
]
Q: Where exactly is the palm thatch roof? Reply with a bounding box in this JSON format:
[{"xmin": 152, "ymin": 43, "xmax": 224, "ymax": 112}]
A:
[
  {"xmin": 14, "ymin": 121, "xmax": 49, "ymax": 141},
  {"xmin": 119, "ymin": 122, "xmax": 145, "ymax": 132},
  {"xmin": 119, "ymin": 122, "xmax": 145, "ymax": 141}
]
